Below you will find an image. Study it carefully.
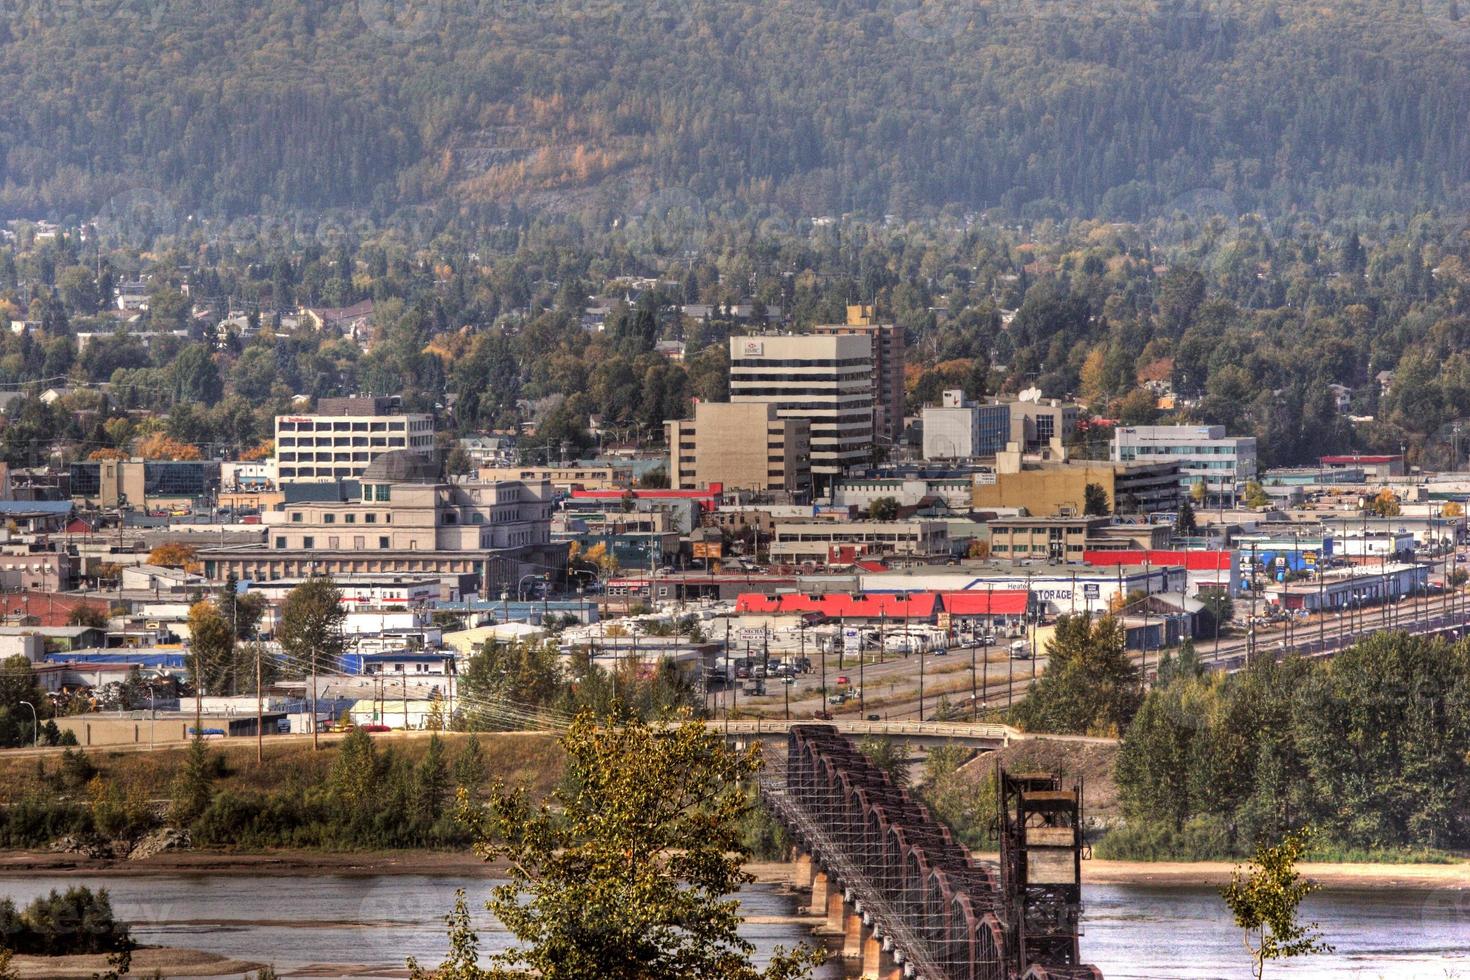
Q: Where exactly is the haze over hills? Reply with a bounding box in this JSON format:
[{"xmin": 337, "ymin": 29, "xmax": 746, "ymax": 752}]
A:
[{"xmin": 1, "ymin": 0, "xmax": 1468, "ymax": 226}]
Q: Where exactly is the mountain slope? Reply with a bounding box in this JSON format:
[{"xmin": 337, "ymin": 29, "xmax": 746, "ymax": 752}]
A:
[{"xmin": 1, "ymin": 0, "xmax": 1467, "ymax": 222}]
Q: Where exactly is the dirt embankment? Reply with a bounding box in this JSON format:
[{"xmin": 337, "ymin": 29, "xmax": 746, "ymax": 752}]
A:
[{"xmin": 966, "ymin": 736, "xmax": 1123, "ymax": 823}]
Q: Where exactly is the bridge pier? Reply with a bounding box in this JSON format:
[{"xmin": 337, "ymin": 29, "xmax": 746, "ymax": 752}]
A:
[
  {"xmin": 861, "ymin": 930, "xmax": 900, "ymax": 980},
  {"xmin": 792, "ymin": 849, "xmax": 815, "ymax": 891},
  {"xmin": 809, "ymin": 868, "xmax": 832, "ymax": 916},
  {"xmin": 825, "ymin": 886, "xmax": 846, "ymax": 934},
  {"xmin": 842, "ymin": 907, "xmax": 865, "ymax": 958}
]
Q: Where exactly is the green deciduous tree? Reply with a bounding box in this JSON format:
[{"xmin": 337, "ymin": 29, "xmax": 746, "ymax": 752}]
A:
[
  {"xmin": 868, "ymin": 496, "xmax": 900, "ymax": 521},
  {"xmin": 1083, "ymin": 482, "xmax": 1111, "ymax": 516},
  {"xmin": 856, "ymin": 737, "xmax": 910, "ymax": 788},
  {"xmin": 186, "ymin": 600, "xmax": 235, "ymax": 700},
  {"xmin": 278, "ymin": 577, "xmax": 347, "ymax": 749},
  {"xmin": 1220, "ymin": 828, "xmax": 1332, "ymax": 980},
  {"xmin": 414, "ymin": 710, "xmax": 822, "ymax": 980}
]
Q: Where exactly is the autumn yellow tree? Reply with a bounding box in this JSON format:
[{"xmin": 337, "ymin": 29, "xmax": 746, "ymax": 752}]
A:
[
  {"xmin": 149, "ymin": 542, "xmax": 199, "ymax": 571},
  {"xmin": 135, "ymin": 433, "xmax": 203, "ymax": 460},
  {"xmin": 1364, "ymin": 488, "xmax": 1401, "ymax": 518},
  {"xmin": 1078, "ymin": 347, "xmax": 1108, "ymax": 407},
  {"xmin": 87, "ymin": 447, "xmax": 129, "ymax": 461}
]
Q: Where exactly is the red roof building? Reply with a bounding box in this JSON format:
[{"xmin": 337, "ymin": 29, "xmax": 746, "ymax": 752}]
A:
[
  {"xmin": 1082, "ymin": 549, "xmax": 1234, "ymax": 572},
  {"xmin": 735, "ymin": 592, "xmax": 940, "ymax": 620},
  {"xmin": 0, "ymin": 591, "xmax": 109, "ymax": 628},
  {"xmin": 938, "ymin": 591, "xmax": 1031, "ymax": 616},
  {"xmin": 735, "ymin": 589, "xmax": 1031, "ymax": 622}
]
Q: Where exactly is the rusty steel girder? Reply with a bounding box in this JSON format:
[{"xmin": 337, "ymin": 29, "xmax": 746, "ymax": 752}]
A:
[{"xmin": 771, "ymin": 724, "xmax": 1102, "ymax": 980}]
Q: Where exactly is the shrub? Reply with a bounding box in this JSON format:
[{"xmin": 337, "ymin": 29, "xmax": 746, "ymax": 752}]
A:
[
  {"xmin": 58, "ymin": 748, "xmax": 97, "ymax": 791},
  {"xmin": 1095, "ymin": 815, "xmax": 1235, "ymax": 861},
  {"xmin": 0, "ymin": 886, "xmax": 132, "ymax": 955}
]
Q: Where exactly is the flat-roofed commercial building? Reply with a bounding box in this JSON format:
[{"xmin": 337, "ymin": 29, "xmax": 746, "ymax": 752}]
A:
[
  {"xmin": 988, "ymin": 516, "xmax": 1110, "ymax": 564},
  {"xmin": 729, "ymin": 334, "xmax": 873, "ymax": 493},
  {"xmin": 275, "ymin": 397, "xmax": 433, "ymax": 483},
  {"xmin": 922, "ymin": 390, "xmax": 1011, "ymax": 460},
  {"xmin": 664, "ymin": 402, "xmax": 811, "ymax": 497},
  {"xmin": 201, "ymin": 452, "xmax": 558, "ymax": 596},
  {"xmin": 971, "ymin": 460, "xmax": 1180, "ymax": 516},
  {"xmin": 1112, "ymin": 425, "xmax": 1257, "ymax": 507},
  {"xmin": 770, "ymin": 520, "xmax": 949, "ymax": 561},
  {"xmin": 992, "ymin": 394, "xmax": 1080, "ymax": 450},
  {"xmin": 69, "ymin": 459, "xmax": 220, "ymax": 510},
  {"xmin": 478, "ymin": 465, "xmax": 632, "ymax": 492},
  {"xmin": 814, "ymin": 305, "xmax": 905, "ymax": 444}
]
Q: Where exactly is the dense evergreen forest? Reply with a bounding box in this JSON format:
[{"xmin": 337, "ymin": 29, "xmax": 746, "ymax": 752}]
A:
[{"xmin": 1, "ymin": 0, "xmax": 1468, "ymax": 224}]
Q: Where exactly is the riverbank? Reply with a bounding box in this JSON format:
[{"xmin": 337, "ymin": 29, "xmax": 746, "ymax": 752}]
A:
[
  {"xmin": 1083, "ymin": 856, "xmax": 1470, "ymax": 890},
  {"xmin": 4, "ymin": 847, "xmax": 1466, "ymax": 890},
  {"xmin": 0, "ymin": 847, "xmax": 510, "ymax": 877},
  {"xmin": 9, "ymin": 947, "xmax": 264, "ymax": 979}
]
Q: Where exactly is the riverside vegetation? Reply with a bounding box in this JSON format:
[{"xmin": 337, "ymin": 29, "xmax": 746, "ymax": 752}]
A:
[{"xmin": 1006, "ymin": 625, "xmax": 1470, "ymax": 861}]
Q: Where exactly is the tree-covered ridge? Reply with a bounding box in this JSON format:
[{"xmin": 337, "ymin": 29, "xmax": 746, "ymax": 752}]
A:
[{"xmin": 1, "ymin": 0, "xmax": 1468, "ymax": 221}]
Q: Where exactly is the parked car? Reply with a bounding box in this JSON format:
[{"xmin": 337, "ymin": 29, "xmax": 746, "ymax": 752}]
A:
[{"xmin": 359, "ymin": 723, "xmax": 391, "ymax": 733}]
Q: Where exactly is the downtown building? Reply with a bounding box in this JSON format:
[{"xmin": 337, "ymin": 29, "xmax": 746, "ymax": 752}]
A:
[
  {"xmin": 201, "ymin": 451, "xmax": 560, "ymax": 596},
  {"xmin": 728, "ymin": 333, "xmax": 874, "ymax": 495},
  {"xmin": 1111, "ymin": 424, "xmax": 1258, "ymax": 507},
  {"xmin": 274, "ymin": 397, "xmax": 434, "ymax": 484},
  {"xmin": 664, "ymin": 402, "xmax": 812, "ymax": 498},
  {"xmin": 814, "ymin": 305, "xmax": 905, "ymax": 445}
]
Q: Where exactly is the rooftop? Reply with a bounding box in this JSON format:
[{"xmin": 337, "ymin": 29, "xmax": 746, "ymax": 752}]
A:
[{"xmin": 361, "ymin": 450, "xmax": 439, "ymax": 484}]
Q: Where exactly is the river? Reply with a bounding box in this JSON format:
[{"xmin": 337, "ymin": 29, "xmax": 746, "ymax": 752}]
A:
[{"xmin": 0, "ymin": 873, "xmax": 1464, "ymax": 978}]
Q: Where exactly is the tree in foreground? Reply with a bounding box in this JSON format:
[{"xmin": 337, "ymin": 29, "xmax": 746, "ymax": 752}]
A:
[
  {"xmin": 408, "ymin": 709, "xmax": 822, "ymax": 980},
  {"xmin": 1220, "ymin": 828, "xmax": 1332, "ymax": 980}
]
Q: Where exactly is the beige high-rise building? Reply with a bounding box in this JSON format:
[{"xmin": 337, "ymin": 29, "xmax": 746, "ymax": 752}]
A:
[
  {"xmin": 729, "ymin": 333, "xmax": 873, "ymax": 492},
  {"xmin": 814, "ymin": 305, "xmax": 905, "ymax": 444},
  {"xmin": 665, "ymin": 403, "xmax": 811, "ymax": 498},
  {"xmin": 275, "ymin": 397, "xmax": 434, "ymax": 484}
]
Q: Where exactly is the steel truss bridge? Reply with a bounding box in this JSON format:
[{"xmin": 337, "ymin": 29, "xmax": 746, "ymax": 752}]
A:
[{"xmin": 757, "ymin": 725, "xmax": 1102, "ymax": 980}]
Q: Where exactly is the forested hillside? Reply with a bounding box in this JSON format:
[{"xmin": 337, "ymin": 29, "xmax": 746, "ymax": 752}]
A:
[{"xmin": 1, "ymin": 0, "xmax": 1468, "ymax": 223}]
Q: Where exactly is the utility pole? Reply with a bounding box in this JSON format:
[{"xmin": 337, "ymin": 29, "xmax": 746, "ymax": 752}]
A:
[
  {"xmin": 310, "ymin": 651, "xmax": 319, "ymax": 751},
  {"xmin": 194, "ymin": 639, "xmax": 203, "ymax": 739},
  {"xmin": 255, "ymin": 641, "xmax": 263, "ymax": 765}
]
